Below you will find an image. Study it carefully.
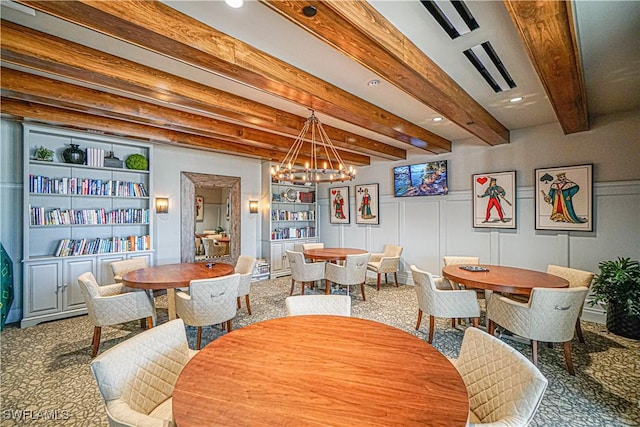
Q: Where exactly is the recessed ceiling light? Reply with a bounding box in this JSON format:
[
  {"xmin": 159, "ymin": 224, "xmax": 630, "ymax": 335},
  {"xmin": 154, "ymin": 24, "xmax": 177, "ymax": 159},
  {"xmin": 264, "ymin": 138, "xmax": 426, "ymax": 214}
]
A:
[
  {"xmin": 367, "ymin": 79, "xmax": 380, "ymax": 87},
  {"xmin": 225, "ymin": 0, "xmax": 243, "ymax": 9},
  {"xmin": 432, "ymin": 117, "xmax": 443, "ymax": 122},
  {"xmin": 509, "ymin": 97, "xmax": 524, "ymax": 103}
]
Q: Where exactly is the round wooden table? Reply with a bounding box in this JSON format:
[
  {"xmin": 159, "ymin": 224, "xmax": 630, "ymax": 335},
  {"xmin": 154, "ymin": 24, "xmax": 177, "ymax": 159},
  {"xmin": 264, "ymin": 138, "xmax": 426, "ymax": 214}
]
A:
[
  {"xmin": 173, "ymin": 316, "xmax": 469, "ymax": 426},
  {"xmin": 303, "ymin": 247, "xmax": 368, "ymax": 262},
  {"xmin": 122, "ymin": 262, "xmax": 234, "ymax": 320},
  {"xmin": 442, "ymin": 264, "xmax": 569, "ymax": 295}
]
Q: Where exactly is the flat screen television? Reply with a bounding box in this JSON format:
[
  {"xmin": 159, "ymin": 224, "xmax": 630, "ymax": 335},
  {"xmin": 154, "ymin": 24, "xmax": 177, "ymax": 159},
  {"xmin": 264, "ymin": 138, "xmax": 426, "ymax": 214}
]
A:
[{"xmin": 393, "ymin": 160, "xmax": 448, "ymax": 197}]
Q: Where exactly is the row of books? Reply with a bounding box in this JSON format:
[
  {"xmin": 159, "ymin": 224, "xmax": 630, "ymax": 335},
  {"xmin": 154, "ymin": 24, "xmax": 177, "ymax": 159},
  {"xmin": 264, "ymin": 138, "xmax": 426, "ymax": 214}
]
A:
[
  {"xmin": 29, "ymin": 175, "xmax": 148, "ymax": 197},
  {"xmin": 53, "ymin": 235, "xmax": 151, "ymax": 257},
  {"xmin": 271, "ymin": 210, "xmax": 315, "ymax": 221},
  {"xmin": 271, "ymin": 226, "xmax": 316, "ymax": 240},
  {"xmin": 30, "ymin": 207, "xmax": 149, "ymax": 226}
]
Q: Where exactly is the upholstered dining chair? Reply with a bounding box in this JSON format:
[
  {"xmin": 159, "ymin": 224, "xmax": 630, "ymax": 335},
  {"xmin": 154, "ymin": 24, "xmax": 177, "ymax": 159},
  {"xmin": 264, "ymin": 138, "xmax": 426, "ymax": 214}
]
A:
[
  {"xmin": 546, "ymin": 264, "xmax": 594, "ymax": 343},
  {"xmin": 301, "ymin": 242, "xmax": 324, "ymax": 262},
  {"xmin": 452, "ymin": 327, "xmax": 548, "ymax": 427},
  {"xmin": 286, "ymin": 250, "xmax": 326, "ymax": 295},
  {"xmin": 110, "ymin": 258, "xmax": 148, "ymax": 284},
  {"xmin": 325, "ymin": 253, "xmax": 371, "ymax": 300},
  {"xmin": 410, "ymin": 265, "xmax": 480, "ymax": 343},
  {"xmin": 175, "ymin": 273, "xmax": 240, "ymax": 350},
  {"xmin": 442, "ymin": 256, "xmax": 487, "ymax": 327},
  {"xmin": 90, "ymin": 319, "xmax": 197, "ymax": 427},
  {"xmin": 235, "ymin": 255, "xmax": 257, "ymax": 315},
  {"xmin": 285, "ymin": 295, "xmax": 351, "ymax": 317},
  {"xmin": 77, "ymin": 272, "xmax": 155, "ymax": 357},
  {"xmin": 487, "ymin": 287, "xmax": 589, "ymax": 375},
  {"xmin": 367, "ymin": 244, "xmax": 403, "ymax": 290},
  {"xmin": 202, "ymin": 237, "xmax": 226, "ymax": 258}
]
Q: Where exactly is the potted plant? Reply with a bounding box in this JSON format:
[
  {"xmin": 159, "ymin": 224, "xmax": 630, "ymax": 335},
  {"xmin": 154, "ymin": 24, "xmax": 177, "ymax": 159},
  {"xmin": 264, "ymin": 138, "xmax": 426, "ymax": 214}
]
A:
[
  {"xmin": 590, "ymin": 257, "xmax": 640, "ymax": 339},
  {"xmin": 34, "ymin": 146, "xmax": 54, "ymax": 162}
]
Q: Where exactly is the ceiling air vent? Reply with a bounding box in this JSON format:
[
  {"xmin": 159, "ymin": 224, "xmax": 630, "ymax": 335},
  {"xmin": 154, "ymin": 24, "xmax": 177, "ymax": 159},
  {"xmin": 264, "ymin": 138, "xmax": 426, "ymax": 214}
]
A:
[
  {"xmin": 420, "ymin": 0, "xmax": 478, "ymax": 39},
  {"xmin": 463, "ymin": 41, "xmax": 517, "ymax": 93}
]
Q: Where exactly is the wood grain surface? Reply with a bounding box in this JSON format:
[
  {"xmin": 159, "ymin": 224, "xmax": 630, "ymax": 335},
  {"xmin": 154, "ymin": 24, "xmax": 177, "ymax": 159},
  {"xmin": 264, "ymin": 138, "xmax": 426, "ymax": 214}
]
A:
[
  {"xmin": 303, "ymin": 247, "xmax": 368, "ymax": 262},
  {"xmin": 122, "ymin": 262, "xmax": 234, "ymax": 290},
  {"xmin": 442, "ymin": 264, "xmax": 569, "ymax": 295},
  {"xmin": 173, "ymin": 315, "xmax": 469, "ymax": 426}
]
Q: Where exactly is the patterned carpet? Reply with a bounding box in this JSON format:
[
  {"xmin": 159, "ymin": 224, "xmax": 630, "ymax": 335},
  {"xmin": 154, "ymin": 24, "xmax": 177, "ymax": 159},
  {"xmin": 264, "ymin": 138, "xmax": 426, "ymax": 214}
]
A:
[{"xmin": 1, "ymin": 277, "xmax": 639, "ymax": 426}]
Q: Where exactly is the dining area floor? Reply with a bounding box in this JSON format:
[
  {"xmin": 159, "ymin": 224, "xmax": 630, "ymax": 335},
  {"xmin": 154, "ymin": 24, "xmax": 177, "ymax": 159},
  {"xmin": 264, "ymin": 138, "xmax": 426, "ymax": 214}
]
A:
[{"xmin": 1, "ymin": 276, "xmax": 639, "ymax": 426}]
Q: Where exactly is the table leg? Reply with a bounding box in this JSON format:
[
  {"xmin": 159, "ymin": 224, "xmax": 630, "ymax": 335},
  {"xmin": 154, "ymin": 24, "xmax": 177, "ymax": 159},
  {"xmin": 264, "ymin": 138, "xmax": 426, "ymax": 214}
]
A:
[
  {"xmin": 167, "ymin": 288, "xmax": 177, "ymax": 320},
  {"xmin": 147, "ymin": 289, "xmax": 157, "ymax": 327}
]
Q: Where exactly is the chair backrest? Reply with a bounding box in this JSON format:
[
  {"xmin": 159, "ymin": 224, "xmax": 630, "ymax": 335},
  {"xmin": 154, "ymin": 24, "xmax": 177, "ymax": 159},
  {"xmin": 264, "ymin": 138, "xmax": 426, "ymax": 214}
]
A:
[
  {"xmin": 443, "ymin": 256, "xmax": 479, "ymax": 266},
  {"xmin": 454, "ymin": 327, "xmax": 548, "ymax": 426},
  {"xmin": 90, "ymin": 319, "xmax": 191, "ymax": 416},
  {"xmin": 110, "ymin": 258, "xmax": 148, "ymax": 282},
  {"xmin": 286, "ymin": 295, "xmax": 351, "ymax": 317},
  {"xmin": 77, "ymin": 271, "xmax": 101, "ymax": 300},
  {"xmin": 546, "ymin": 265, "xmax": 594, "ymax": 289},
  {"xmin": 410, "ymin": 265, "xmax": 438, "ymax": 313},
  {"xmin": 383, "ymin": 244, "xmax": 403, "ymax": 257},
  {"xmin": 528, "ymin": 287, "xmax": 590, "ymax": 342},
  {"xmin": 186, "ymin": 274, "xmax": 240, "ymax": 325},
  {"xmin": 235, "ymin": 255, "xmax": 257, "ymax": 297},
  {"xmin": 302, "ymin": 242, "xmax": 324, "ymax": 251},
  {"xmin": 341, "ymin": 253, "xmax": 371, "ymax": 285},
  {"xmin": 286, "ymin": 250, "xmax": 307, "ymax": 279},
  {"xmin": 202, "ymin": 238, "xmax": 225, "ymax": 258}
]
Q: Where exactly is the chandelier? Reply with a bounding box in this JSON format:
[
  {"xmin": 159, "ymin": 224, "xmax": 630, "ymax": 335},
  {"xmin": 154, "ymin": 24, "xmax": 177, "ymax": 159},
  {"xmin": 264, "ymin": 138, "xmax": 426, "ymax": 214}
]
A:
[{"xmin": 271, "ymin": 111, "xmax": 356, "ymax": 184}]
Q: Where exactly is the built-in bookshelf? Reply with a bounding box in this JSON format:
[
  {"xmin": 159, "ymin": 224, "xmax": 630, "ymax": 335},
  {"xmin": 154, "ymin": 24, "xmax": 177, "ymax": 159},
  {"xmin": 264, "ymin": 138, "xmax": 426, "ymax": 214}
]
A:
[{"xmin": 21, "ymin": 124, "xmax": 154, "ymax": 328}]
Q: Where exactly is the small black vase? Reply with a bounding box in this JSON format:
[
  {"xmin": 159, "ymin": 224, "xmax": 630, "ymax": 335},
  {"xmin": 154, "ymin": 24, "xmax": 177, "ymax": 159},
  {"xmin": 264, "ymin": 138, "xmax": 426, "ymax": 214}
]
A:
[
  {"xmin": 62, "ymin": 144, "xmax": 86, "ymax": 164},
  {"xmin": 607, "ymin": 302, "xmax": 640, "ymax": 340}
]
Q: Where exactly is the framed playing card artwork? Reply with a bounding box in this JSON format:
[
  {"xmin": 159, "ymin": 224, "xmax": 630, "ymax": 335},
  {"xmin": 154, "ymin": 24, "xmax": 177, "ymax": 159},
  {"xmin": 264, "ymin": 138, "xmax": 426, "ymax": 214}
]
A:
[
  {"xmin": 355, "ymin": 184, "xmax": 379, "ymax": 225},
  {"xmin": 472, "ymin": 171, "xmax": 516, "ymax": 229},
  {"xmin": 535, "ymin": 164, "xmax": 593, "ymax": 231},
  {"xmin": 329, "ymin": 186, "xmax": 350, "ymax": 224}
]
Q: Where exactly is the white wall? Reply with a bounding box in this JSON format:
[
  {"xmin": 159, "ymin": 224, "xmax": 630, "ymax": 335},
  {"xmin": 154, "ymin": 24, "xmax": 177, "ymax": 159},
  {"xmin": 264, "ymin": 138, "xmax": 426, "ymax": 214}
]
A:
[{"xmin": 318, "ymin": 111, "xmax": 640, "ymax": 323}]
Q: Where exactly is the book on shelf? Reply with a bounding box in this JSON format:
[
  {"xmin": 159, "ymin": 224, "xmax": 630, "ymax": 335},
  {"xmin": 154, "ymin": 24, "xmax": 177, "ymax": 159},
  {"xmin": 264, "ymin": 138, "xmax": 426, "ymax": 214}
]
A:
[{"xmin": 52, "ymin": 235, "xmax": 151, "ymax": 257}]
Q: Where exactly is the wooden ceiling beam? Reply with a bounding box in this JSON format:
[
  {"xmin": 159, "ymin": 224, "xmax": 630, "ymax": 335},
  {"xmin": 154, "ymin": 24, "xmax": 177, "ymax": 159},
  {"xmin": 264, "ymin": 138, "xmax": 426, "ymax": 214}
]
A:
[
  {"xmin": 504, "ymin": 0, "xmax": 589, "ymax": 134},
  {"xmin": 16, "ymin": 0, "xmax": 450, "ymax": 154},
  {"xmin": 0, "ymin": 67, "xmax": 370, "ymax": 166},
  {"xmin": 0, "ymin": 20, "xmax": 398, "ymax": 162},
  {"xmin": 261, "ymin": 0, "xmax": 510, "ymax": 146}
]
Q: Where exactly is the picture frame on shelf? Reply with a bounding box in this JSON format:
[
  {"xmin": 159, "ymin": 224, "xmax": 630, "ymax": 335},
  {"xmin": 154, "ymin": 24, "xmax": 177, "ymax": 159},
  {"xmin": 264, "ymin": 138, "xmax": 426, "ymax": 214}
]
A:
[
  {"xmin": 355, "ymin": 183, "xmax": 379, "ymax": 225},
  {"xmin": 472, "ymin": 171, "xmax": 516, "ymax": 229},
  {"xmin": 195, "ymin": 196, "xmax": 204, "ymax": 221},
  {"xmin": 535, "ymin": 164, "xmax": 593, "ymax": 231},
  {"xmin": 329, "ymin": 186, "xmax": 349, "ymax": 224}
]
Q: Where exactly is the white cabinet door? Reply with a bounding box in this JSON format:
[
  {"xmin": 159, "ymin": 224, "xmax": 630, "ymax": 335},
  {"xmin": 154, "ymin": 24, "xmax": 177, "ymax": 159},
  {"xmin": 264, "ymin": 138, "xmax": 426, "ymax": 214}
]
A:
[
  {"xmin": 24, "ymin": 261, "xmax": 61, "ymax": 317},
  {"xmin": 271, "ymin": 241, "xmax": 286, "ymax": 273},
  {"xmin": 62, "ymin": 257, "xmax": 94, "ymax": 311},
  {"xmin": 97, "ymin": 254, "xmax": 127, "ymax": 285}
]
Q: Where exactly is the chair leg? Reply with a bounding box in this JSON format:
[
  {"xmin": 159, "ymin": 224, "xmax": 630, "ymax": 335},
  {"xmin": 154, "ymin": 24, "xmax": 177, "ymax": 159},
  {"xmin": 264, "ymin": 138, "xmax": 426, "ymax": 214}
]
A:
[
  {"xmin": 290, "ymin": 278, "xmax": 295, "ymax": 296},
  {"xmin": 472, "ymin": 318, "xmax": 479, "ymax": 328},
  {"xmin": 415, "ymin": 309, "xmax": 423, "ymax": 330},
  {"xmin": 394, "ymin": 272, "xmax": 398, "ymax": 287},
  {"xmin": 196, "ymin": 326, "xmax": 202, "ymax": 350},
  {"xmin": 227, "ymin": 319, "xmax": 233, "ymax": 332},
  {"xmin": 325, "ymin": 279, "xmax": 331, "ymax": 295},
  {"xmin": 301, "ymin": 282, "xmax": 305, "ymax": 295},
  {"xmin": 377, "ymin": 273, "xmax": 381, "ymax": 291},
  {"xmin": 451, "ymin": 318, "xmax": 456, "ymax": 328},
  {"xmin": 360, "ymin": 283, "xmax": 366, "ymax": 301},
  {"xmin": 245, "ymin": 295, "xmax": 252, "ymax": 315},
  {"xmin": 575, "ymin": 319, "xmax": 585, "ymax": 344},
  {"xmin": 563, "ymin": 341, "xmax": 575, "ymax": 375},
  {"xmin": 385, "ymin": 273, "xmax": 388, "ymax": 284},
  {"xmin": 237, "ymin": 296, "xmax": 241, "ymax": 309},
  {"xmin": 487, "ymin": 320, "xmax": 495, "ymax": 336},
  {"xmin": 146, "ymin": 317, "xmax": 153, "ymax": 329},
  {"xmin": 532, "ymin": 340, "xmax": 539, "ymax": 367},
  {"xmin": 91, "ymin": 326, "xmax": 102, "ymax": 358},
  {"xmin": 428, "ymin": 315, "xmax": 435, "ymax": 344}
]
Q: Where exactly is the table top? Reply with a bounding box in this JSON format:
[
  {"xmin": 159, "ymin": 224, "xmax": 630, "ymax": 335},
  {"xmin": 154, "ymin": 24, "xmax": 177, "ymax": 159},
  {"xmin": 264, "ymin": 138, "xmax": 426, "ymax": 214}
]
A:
[
  {"xmin": 303, "ymin": 247, "xmax": 368, "ymax": 261},
  {"xmin": 442, "ymin": 264, "xmax": 569, "ymax": 295},
  {"xmin": 173, "ymin": 315, "xmax": 469, "ymax": 427},
  {"xmin": 121, "ymin": 262, "xmax": 235, "ymax": 290}
]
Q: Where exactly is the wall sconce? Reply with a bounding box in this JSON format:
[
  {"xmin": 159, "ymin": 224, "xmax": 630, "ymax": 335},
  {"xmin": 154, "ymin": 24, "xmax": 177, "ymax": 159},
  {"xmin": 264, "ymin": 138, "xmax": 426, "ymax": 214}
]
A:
[
  {"xmin": 249, "ymin": 200, "xmax": 259, "ymax": 214},
  {"xmin": 155, "ymin": 197, "xmax": 169, "ymax": 214}
]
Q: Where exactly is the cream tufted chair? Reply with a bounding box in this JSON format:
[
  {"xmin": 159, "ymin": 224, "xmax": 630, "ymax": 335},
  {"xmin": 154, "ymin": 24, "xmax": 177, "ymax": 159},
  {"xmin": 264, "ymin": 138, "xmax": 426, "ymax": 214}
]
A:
[
  {"xmin": 175, "ymin": 274, "xmax": 240, "ymax": 350},
  {"xmin": 202, "ymin": 238, "xmax": 226, "ymax": 258},
  {"xmin": 301, "ymin": 242, "xmax": 324, "ymax": 262},
  {"xmin": 452, "ymin": 327, "xmax": 548, "ymax": 427},
  {"xmin": 367, "ymin": 244, "xmax": 403, "ymax": 290},
  {"xmin": 285, "ymin": 295, "xmax": 351, "ymax": 317},
  {"xmin": 235, "ymin": 255, "xmax": 257, "ymax": 314},
  {"xmin": 90, "ymin": 319, "xmax": 197, "ymax": 427},
  {"xmin": 287, "ymin": 250, "xmax": 326, "ymax": 295},
  {"xmin": 442, "ymin": 256, "xmax": 480, "ymax": 290},
  {"xmin": 488, "ymin": 287, "xmax": 589, "ymax": 375},
  {"xmin": 410, "ymin": 265, "xmax": 480, "ymax": 343},
  {"xmin": 110, "ymin": 258, "xmax": 148, "ymax": 284},
  {"xmin": 77, "ymin": 272, "xmax": 155, "ymax": 357},
  {"xmin": 325, "ymin": 253, "xmax": 371, "ymax": 300},
  {"xmin": 546, "ymin": 265, "xmax": 594, "ymax": 343}
]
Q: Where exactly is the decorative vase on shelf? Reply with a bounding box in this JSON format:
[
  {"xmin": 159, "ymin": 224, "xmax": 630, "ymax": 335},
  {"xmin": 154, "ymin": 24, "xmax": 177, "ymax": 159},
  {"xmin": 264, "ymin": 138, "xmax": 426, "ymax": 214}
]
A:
[{"xmin": 62, "ymin": 144, "xmax": 86, "ymax": 164}]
